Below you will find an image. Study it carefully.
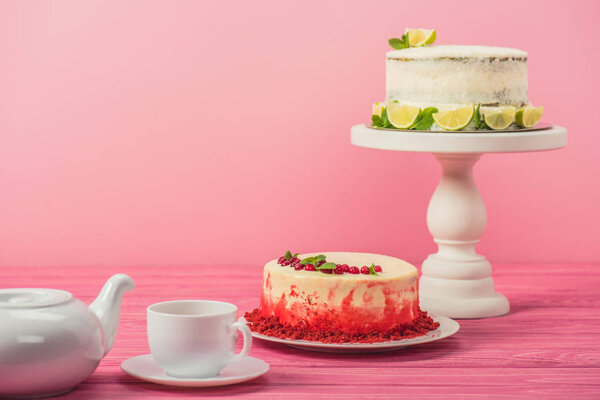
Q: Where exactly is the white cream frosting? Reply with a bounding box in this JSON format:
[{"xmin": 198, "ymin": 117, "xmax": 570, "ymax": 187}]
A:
[
  {"xmin": 262, "ymin": 252, "xmax": 418, "ymax": 316},
  {"xmin": 386, "ymin": 45, "xmax": 529, "ymax": 107},
  {"xmin": 387, "ymin": 45, "xmax": 527, "ymax": 60}
]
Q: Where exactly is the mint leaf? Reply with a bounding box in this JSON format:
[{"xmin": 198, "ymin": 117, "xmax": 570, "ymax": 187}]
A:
[
  {"xmin": 293, "ymin": 253, "xmax": 299, "ymax": 258},
  {"xmin": 301, "ymin": 254, "xmax": 327, "ymax": 266},
  {"xmin": 301, "ymin": 255, "xmax": 322, "ymax": 264},
  {"xmin": 368, "ymin": 263, "xmax": 379, "ymax": 276},
  {"xmin": 316, "ymin": 262, "xmax": 337, "ymax": 270},
  {"xmin": 389, "ymin": 38, "xmax": 408, "ymax": 50},
  {"xmin": 300, "ymin": 256, "xmax": 315, "ymax": 265},
  {"xmin": 412, "ymin": 107, "xmax": 438, "ymax": 130},
  {"xmin": 389, "ymin": 33, "xmax": 410, "ymax": 50},
  {"xmin": 474, "ymin": 104, "xmax": 490, "ymax": 129},
  {"xmin": 372, "ymin": 114, "xmax": 384, "ymax": 127},
  {"xmin": 474, "ymin": 104, "xmax": 481, "ymax": 128},
  {"xmin": 381, "ymin": 107, "xmax": 393, "ymax": 128},
  {"xmin": 284, "ymin": 250, "xmax": 293, "ymax": 260}
]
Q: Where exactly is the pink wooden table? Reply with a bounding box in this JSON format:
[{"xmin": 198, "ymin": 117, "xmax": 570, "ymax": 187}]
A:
[{"xmin": 3, "ymin": 263, "xmax": 599, "ymax": 399}]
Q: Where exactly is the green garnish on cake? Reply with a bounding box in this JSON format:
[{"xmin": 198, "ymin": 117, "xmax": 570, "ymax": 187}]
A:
[{"xmin": 277, "ymin": 251, "xmax": 380, "ymax": 275}]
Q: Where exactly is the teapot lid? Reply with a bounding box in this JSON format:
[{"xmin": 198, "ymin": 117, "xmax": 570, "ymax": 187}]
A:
[{"xmin": 0, "ymin": 289, "xmax": 72, "ymax": 308}]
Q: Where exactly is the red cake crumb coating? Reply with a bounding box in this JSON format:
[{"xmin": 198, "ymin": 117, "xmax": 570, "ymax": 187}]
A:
[
  {"xmin": 244, "ymin": 308, "xmax": 439, "ymax": 344},
  {"xmin": 259, "ymin": 282, "xmax": 419, "ymax": 334}
]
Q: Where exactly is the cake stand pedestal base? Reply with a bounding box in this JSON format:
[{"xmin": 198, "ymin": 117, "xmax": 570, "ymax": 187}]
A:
[
  {"xmin": 419, "ymin": 153, "xmax": 508, "ymax": 318},
  {"xmin": 351, "ymin": 124, "xmax": 567, "ymax": 319}
]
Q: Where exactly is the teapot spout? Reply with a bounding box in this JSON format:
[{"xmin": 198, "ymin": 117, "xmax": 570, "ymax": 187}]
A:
[{"xmin": 89, "ymin": 274, "xmax": 135, "ymax": 356}]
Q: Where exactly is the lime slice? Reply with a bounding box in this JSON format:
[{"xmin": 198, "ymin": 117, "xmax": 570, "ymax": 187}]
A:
[
  {"xmin": 515, "ymin": 106, "xmax": 544, "ymax": 128},
  {"xmin": 386, "ymin": 102, "xmax": 421, "ymax": 129},
  {"xmin": 405, "ymin": 28, "xmax": 436, "ymax": 47},
  {"xmin": 481, "ymin": 106, "xmax": 516, "ymax": 130},
  {"xmin": 372, "ymin": 102, "xmax": 384, "ymax": 118},
  {"xmin": 432, "ymin": 104, "xmax": 474, "ymax": 131}
]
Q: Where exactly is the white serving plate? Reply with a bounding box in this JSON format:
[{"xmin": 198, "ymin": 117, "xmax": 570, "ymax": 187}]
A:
[{"xmin": 248, "ymin": 314, "xmax": 459, "ymax": 353}]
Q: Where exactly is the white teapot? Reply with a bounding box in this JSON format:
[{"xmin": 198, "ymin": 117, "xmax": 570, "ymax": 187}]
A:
[{"xmin": 0, "ymin": 274, "xmax": 134, "ymax": 398}]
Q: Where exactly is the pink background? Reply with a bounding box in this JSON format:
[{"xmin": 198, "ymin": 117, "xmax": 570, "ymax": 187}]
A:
[{"xmin": 1, "ymin": 0, "xmax": 598, "ymax": 268}]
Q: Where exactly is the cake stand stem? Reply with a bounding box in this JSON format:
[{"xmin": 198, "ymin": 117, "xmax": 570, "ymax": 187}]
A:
[{"xmin": 419, "ymin": 153, "xmax": 509, "ymax": 319}]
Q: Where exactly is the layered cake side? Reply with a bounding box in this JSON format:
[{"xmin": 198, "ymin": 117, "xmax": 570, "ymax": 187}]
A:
[{"xmin": 386, "ymin": 45, "xmax": 529, "ymax": 109}]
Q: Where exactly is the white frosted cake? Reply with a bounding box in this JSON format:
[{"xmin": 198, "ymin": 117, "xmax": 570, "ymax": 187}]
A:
[
  {"xmin": 245, "ymin": 251, "xmax": 439, "ymax": 343},
  {"xmin": 386, "ymin": 45, "xmax": 528, "ymax": 110},
  {"xmin": 371, "ymin": 29, "xmax": 544, "ymax": 131},
  {"xmin": 261, "ymin": 252, "xmax": 418, "ymax": 333}
]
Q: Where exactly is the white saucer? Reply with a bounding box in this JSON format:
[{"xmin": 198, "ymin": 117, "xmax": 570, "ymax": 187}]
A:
[
  {"xmin": 249, "ymin": 314, "xmax": 459, "ymax": 353},
  {"xmin": 121, "ymin": 355, "xmax": 269, "ymax": 387}
]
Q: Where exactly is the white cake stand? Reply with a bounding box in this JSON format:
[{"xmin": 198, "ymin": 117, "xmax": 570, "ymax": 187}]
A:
[{"xmin": 351, "ymin": 124, "xmax": 567, "ymax": 319}]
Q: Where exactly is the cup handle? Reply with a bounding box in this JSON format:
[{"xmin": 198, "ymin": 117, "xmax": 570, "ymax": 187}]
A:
[{"xmin": 229, "ymin": 320, "xmax": 252, "ymax": 362}]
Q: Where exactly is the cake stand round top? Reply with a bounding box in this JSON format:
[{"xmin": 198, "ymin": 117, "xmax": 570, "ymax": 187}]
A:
[{"xmin": 351, "ymin": 124, "xmax": 567, "ymax": 154}]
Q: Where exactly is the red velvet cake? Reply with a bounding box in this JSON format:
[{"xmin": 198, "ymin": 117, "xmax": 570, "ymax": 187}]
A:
[{"xmin": 245, "ymin": 252, "xmax": 439, "ymax": 343}]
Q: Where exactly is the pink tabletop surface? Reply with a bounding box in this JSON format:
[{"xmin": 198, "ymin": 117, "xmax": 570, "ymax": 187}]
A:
[{"xmin": 2, "ymin": 263, "xmax": 599, "ymax": 400}]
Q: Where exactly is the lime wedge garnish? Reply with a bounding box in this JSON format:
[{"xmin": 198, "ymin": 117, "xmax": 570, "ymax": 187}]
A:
[
  {"xmin": 372, "ymin": 102, "xmax": 384, "ymax": 118},
  {"xmin": 386, "ymin": 102, "xmax": 421, "ymax": 129},
  {"xmin": 481, "ymin": 106, "xmax": 516, "ymax": 130},
  {"xmin": 515, "ymin": 106, "xmax": 544, "ymax": 128},
  {"xmin": 432, "ymin": 104, "xmax": 474, "ymax": 131},
  {"xmin": 405, "ymin": 28, "xmax": 436, "ymax": 47}
]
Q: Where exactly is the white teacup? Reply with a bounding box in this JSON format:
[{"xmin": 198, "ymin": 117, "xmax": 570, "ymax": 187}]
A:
[{"xmin": 147, "ymin": 300, "xmax": 252, "ymax": 379}]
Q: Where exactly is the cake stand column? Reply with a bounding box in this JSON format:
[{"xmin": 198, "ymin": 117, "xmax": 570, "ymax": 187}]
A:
[
  {"xmin": 419, "ymin": 153, "xmax": 509, "ymax": 318},
  {"xmin": 351, "ymin": 123, "xmax": 567, "ymax": 319}
]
